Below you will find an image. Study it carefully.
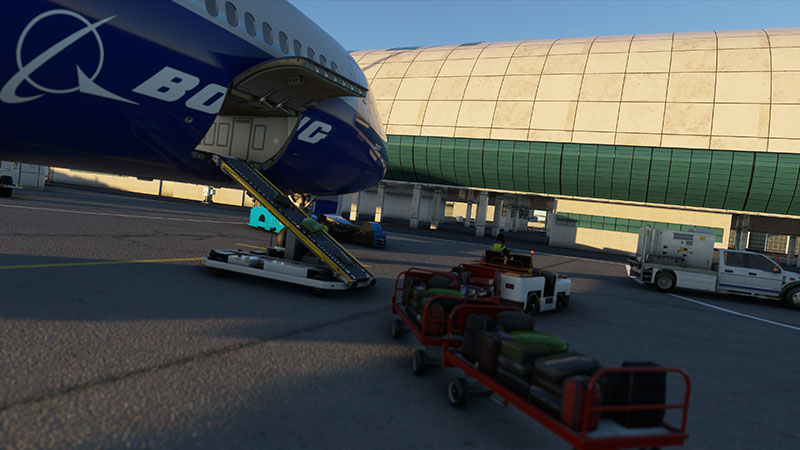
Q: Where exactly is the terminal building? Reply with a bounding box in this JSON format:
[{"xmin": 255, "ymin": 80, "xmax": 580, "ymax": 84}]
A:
[
  {"xmin": 344, "ymin": 28, "xmax": 800, "ymax": 258},
  {"xmin": 5, "ymin": 28, "xmax": 799, "ymax": 261}
]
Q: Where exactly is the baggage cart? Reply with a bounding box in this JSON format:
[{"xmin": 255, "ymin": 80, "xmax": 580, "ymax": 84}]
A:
[
  {"xmin": 439, "ymin": 310, "xmax": 692, "ymax": 450},
  {"xmin": 390, "ymin": 268, "xmax": 512, "ymax": 375}
]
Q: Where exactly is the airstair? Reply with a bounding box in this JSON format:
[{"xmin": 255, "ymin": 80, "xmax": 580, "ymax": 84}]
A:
[{"xmin": 209, "ymin": 154, "xmax": 375, "ymax": 289}]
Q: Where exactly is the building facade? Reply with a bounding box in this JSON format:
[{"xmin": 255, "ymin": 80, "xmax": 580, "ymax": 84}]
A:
[{"xmin": 351, "ymin": 28, "xmax": 800, "ymax": 255}]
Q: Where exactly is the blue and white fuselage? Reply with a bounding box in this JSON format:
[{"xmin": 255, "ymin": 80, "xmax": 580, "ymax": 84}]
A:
[{"xmin": 0, "ymin": 0, "xmax": 387, "ymax": 195}]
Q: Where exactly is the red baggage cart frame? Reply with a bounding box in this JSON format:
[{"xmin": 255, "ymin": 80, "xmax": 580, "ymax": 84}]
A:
[
  {"xmin": 440, "ymin": 305, "xmax": 692, "ymax": 450},
  {"xmin": 391, "ymin": 268, "xmax": 513, "ymax": 374}
]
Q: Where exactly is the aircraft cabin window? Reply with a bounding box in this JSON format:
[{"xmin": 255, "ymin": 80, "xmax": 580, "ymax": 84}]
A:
[
  {"xmin": 279, "ymin": 31, "xmax": 289, "ymax": 54},
  {"xmin": 319, "ymin": 54, "xmax": 327, "ymax": 66},
  {"xmin": 225, "ymin": 2, "xmax": 237, "ymax": 27},
  {"xmin": 262, "ymin": 22, "xmax": 273, "ymax": 45},
  {"xmin": 307, "ymin": 47, "xmax": 315, "ymax": 60},
  {"xmin": 205, "ymin": 0, "xmax": 219, "ymax": 16},
  {"xmin": 331, "ymin": 61, "xmax": 338, "ymax": 71},
  {"xmin": 293, "ymin": 39, "xmax": 302, "ymax": 56},
  {"xmin": 244, "ymin": 12, "xmax": 256, "ymax": 36}
]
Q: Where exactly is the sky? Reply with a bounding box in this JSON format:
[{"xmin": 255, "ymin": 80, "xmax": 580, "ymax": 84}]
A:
[{"xmin": 290, "ymin": 0, "xmax": 800, "ymax": 51}]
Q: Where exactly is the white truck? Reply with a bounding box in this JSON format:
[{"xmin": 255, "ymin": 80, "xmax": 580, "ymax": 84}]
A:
[{"xmin": 628, "ymin": 227, "xmax": 800, "ymax": 309}]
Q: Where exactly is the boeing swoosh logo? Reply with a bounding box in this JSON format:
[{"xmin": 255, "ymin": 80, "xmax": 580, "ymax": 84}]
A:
[{"xmin": 1, "ymin": 9, "xmax": 137, "ymax": 105}]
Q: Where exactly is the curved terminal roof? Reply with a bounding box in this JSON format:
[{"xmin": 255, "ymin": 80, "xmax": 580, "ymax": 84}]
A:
[
  {"xmin": 353, "ymin": 28, "xmax": 800, "ymax": 153},
  {"xmin": 352, "ymin": 29, "xmax": 800, "ymax": 217}
]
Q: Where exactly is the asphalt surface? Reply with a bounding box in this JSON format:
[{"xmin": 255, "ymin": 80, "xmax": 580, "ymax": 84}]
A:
[{"xmin": 1, "ymin": 184, "xmax": 798, "ymax": 449}]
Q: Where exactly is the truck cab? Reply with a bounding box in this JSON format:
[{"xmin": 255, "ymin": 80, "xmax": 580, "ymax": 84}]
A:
[{"xmin": 716, "ymin": 249, "xmax": 799, "ymax": 300}]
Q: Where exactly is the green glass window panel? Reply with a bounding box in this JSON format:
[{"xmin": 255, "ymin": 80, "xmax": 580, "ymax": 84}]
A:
[
  {"xmin": 399, "ymin": 135, "xmax": 417, "ymax": 182},
  {"xmin": 790, "ymin": 181, "xmax": 800, "ymax": 216},
  {"xmin": 603, "ymin": 216, "xmax": 617, "ymax": 225},
  {"xmin": 680, "ymin": 224, "xmax": 693, "ymax": 232},
  {"xmin": 497, "ymin": 141, "xmax": 516, "ymax": 191},
  {"xmin": 603, "ymin": 222, "xmax": 616, "ymax": 230},
  {"xmin": 629, "ymin": 219, "xmax": 642, "ymax": 226},
  {"xmin": 629, "ymin": 147, "xmax": 652, "ymax": 203},
  {"xmin": 668, "ymin": 223, "xmax": 682, "ymax": 231},
  {"xmin": 439, "ymin": 138, "xmax": 457, "ymax": 185},
  {"xmin": 544, "ymin": 142, "xmax": 562, "ymax": 195},
  {"xmin": 412, "ymin": 136, "xmax": 430, "ymax": 183},
  {"xmin": 616, "ymin": 218, "xmax": 630, "ymax": 229},
  {"xmin": 528, "ymin": 142, "xmax": 546, "ymax": 193},
  {"xmin": 704, "ymin": 151, "xmax": 733, "ymax": 209},
  {"xmin": 468, "ymin": 139, "xmax": 486, "ymax": 188},
  {"xmin": 482, "ymin": 140, "xmax": 501, "ymax": 190},
  {"xmin": 655, "ymin": 222, "xmax": 669, "ymax": 230},
  {"xmin": 560, "ymin": 144, "xmax": 580, "ymax": 196},
  {"xmin": 595, "ymin": 145, "xmax": 614, "ymax": 199},
  {"xmin": 385, "ymin": 135, "xmax": 402, "ymax": 180},
  {"xmin": 590, "ymin": 222, "xmax": 603, "ymax": 230},
  {"xmin": 744, "ymin": 153, "xmax": 778, "ymax": 213},
  {"xmin": 647, "ymin": 148, "xmax": 672, "ymax": 204},
  {"xmin": 684, "ymin": 150, "xmax": 712, "ymax": 207},
  {"xmin": 724, "ymin": 152, "xmax": 755, "ymax": 211},
  {"xmin": 611, "ymin": 146, "xmax": 633, "ymax": 201},
  {"xmin": 454, "ymin": 138, "xmax": 471, "ymax": 186},
  {"xmin": 627, "ymin": 224, "xmax": 641, "ymax": 233},
  {"xmin": 767, "ymin": 154, "xmax": 800, "ymax": 215},
  {"xmin": 425, "ymin": 137, "xmax": 444, "ymax": 184},
  {"xmin": 512, "ymin": 141, "xmax": 531, "ymax": 192},
  {"xmin": 666, "ymin": 148, "xmax": 691, "ymax": 206},
  {"xmin": 713, "ymin": 228, "xmax": 724, "ymax": 243},
  {"xmin": 578, "ymin": 144, "xmax": 597, "ymax": 198}
]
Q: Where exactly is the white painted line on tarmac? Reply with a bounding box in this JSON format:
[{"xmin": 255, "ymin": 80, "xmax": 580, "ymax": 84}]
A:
[
  {"xmin": 0, "ymin": 203, "xmax": 242, "ymax": 224},
  {"xmin": 630, "ymin": 276, "xmax": 800, "ymax": 332},
  {"xmin": 668, "ymin": 292, "xmax": 800, "ymax": 332}
]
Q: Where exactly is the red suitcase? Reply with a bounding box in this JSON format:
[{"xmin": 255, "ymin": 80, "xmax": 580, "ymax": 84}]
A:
[{"xmin": 561, "ymin": 375, "xmax": 602, "ymax": 431}]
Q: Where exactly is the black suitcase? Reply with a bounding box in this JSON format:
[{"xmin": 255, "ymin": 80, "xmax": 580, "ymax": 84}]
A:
[
  {"xmin": 461, "ymin": 314, "xmax": 495, "ymax": 362},
  {"xmin": 497, "ymin": 354, "xmax": 535, "ymax": 377},
  {"xmin": 496, "ymin": 367, "xmax": 531, "ymax": 397},
  {"xmin": 427, "ymin": 274, "xmax": 456, "ymax": 289},
  {"xmin": 614, "ymin": 361, "xmax": 666, "ymax": 428},
  {"xmin": 528, "ymin": 384, "xmax": 562, "ymax": 418},
  {"xmin": 531, "ymin": 373, "xmax": 564, "ymax": 395},
  {"xmin": 496, "ymin": 310, "xmax": 535, "ymax": 332},
  {"xmin": 534, "ymin": 352, "xmax": 600, "ymax": 384},
  {"xmin": 499, "ymin": 340, "xmax": 551, "ymax": 364},
  {"xmin": 477, "ymin": 331, "xmax": 511, "ymax": 375}
]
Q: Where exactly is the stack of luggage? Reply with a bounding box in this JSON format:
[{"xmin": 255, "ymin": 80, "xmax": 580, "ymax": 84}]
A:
[
  {"xmin": 400, "ymin": 268, "xmax": 497, "ymax": 335},
  {"xmin": 461, "ymin": 313, "xmax": 667, "ymax": 431}
]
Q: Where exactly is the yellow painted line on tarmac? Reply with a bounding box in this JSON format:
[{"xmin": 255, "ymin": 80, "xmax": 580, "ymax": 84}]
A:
[
  {"xmin": 0, "ymin": 257, "xmax": 202, "ymax": 270},
  {"xmin": 234, "ymin": 243, "xmax": 267, "ymax": 250}
]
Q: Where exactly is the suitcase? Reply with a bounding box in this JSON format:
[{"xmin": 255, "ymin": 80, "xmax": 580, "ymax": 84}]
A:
[
  {"xmin": 401, "ymin": 276, "xmax": 422, "ymax": 308},
  {"xmin": 497, "ymin": 354, "xmax": 535, "ymax": 377},
  {"xmin": 476, "ymin": 331, "xmax": 511, "ymax": 375},
  {"xmin": 528, "ymin": 384, "xmax": 562, "ymax": 418},
  {"xmin": 461, "ymin": 314, "xmax": 495, "ymax": 362},
  {"xmin": 423, "ymin": 303, "xmax": 445, "ymax": 336},
  {"xmin": 508, "ymin": 331, "xmax": 569, "ymax": 353},
  {"xmin": 500, "ymin": 340, "xmax": 552, "ymax": 364},
  {"xmin": 421, "ymin": 287, "xmax": 464, "ymax": 299},
  {"xmin": 562, "ymin": 375, "xmax": 602, "ymax": 431},
  {"xmin": 496, "ymin": 310, "xmax": 535, "ymax": 332},
  {"xmin": 496, "ymin": 367, "xmax": 531, "ymax": 397},
  {"xmin": 534, "ymin": 352, "xmax": 600, "ymax": 384},
  {"xmin": 426, "ymin": 274, "xmax": 456, "ymax": 289},
  {"xmin": 300, "ymin": 217, "xmax": 325, "ymax": 234},
  {"xmin": 614, "ymin": 361, "xmax": 666, "ymax": 428}
]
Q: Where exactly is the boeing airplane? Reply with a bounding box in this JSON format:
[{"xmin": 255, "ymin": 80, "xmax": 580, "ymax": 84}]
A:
[{"xmin": 0, "ymin": 0, "xmax": 388, "ymax": 196}]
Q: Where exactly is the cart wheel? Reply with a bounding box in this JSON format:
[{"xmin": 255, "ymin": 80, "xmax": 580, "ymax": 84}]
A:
[
  {"xmin": 311, "ymin": 287, "xmax": 329, "ymax": 297},
  {"xmin": 211, "ymin": 267, "xmax": 225, "ymax": 277},
  {"xmin": 412, "ymin": 349, "xmax": 426, "ymax": 376},
  {"xmin": 447, "ymin": 377, "xmax": 467, "ymax": 407},
  {"xmin": 391, "ymin": 318, "xmax": 403, "ymax": 339}
]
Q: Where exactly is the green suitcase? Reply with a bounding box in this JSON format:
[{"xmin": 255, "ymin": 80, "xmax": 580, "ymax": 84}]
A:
[{"xmin": 508, "ymin": 331, "xmax": 569, "ymax": 354}]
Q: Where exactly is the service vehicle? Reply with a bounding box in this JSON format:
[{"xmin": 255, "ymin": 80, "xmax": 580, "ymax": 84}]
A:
[
  {"xmin": 480, "ymin": 252, "xmax": 572, "ymax": 313},
  {"xmin": 628, "ymin": 227, "xmax": 800, "ymax": 309}
]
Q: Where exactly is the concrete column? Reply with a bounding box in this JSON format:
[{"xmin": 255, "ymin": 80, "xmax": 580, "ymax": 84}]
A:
[
  {"xmin": 347, "ymin": 192, "xmax": 361, "ymax": 221},
  {"xmin": 510, "ymin": 207, "xmax": 519, "ymax": 232},
  {"xmin": 788, "ymin": 236, "xmax": 798, "ymax": 266},
  {"xmin": 430, "ymin": 188, "xmax": 444, "ymax": 230},
  {"xmin": 545, "ymin": 199, "xmax": 558, "ymax": 238},
  {"xmin": 409, "ymin": 184, "xmax": 422, "ymax": 229},
  {"xmin": 475, "ymin": 191, "xmax": 489, "ymax": 237},
  {"xmin": 492, "ymin": 194, "xmax": 505, "ymax": 237},
  {"xmin": 373, "ymin": 182, "xmax": 386, "ymax": 223},
  {"xmin": 736, "ymin": 215, "xmax": 750, "ymax": 250},
  {"xmin": 464, "ymin": 191, "xmax": 473, "ymax": 228}
]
